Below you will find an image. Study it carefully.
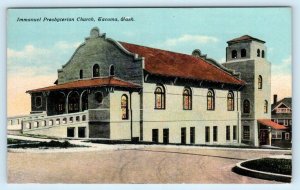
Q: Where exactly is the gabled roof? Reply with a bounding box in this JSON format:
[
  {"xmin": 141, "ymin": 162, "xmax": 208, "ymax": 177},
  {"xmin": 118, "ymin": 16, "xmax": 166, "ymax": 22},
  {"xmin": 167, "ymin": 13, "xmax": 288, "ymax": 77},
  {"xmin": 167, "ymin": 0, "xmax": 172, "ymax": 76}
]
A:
[
  {"xmin": 271, "ymin": 97, "xmax": 292, "ymax": 111},
  {"xmin": 26, "ymin": 77, "xmax": 141, "ymax": 93},
  {"xmin": 227, "ymin": 35, "xmax": 265, "ymax": 44},
  {"xmin": 120, "ymin": 42, "xmax": 245, "ymax": 86}
]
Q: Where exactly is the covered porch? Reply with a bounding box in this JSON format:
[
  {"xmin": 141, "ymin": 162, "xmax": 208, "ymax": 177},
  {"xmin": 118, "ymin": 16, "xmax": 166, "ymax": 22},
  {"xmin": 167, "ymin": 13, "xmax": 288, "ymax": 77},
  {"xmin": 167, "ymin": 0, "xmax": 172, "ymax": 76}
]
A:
[{"xmin": 258, "ymin": 119, "xmax": 287, "ymax": 147}]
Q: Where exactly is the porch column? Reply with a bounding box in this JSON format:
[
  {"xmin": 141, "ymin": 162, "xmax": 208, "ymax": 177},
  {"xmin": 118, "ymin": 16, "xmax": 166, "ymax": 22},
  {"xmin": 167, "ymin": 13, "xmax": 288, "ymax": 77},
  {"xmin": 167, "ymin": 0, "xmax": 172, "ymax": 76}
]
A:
[
  {"xmin": 79, "ymin": 94, "xmax": 82, "ymax": 112},
  {"xmin": 268, "ymin": 127, "xmax": 272, "ymax": 146},
  {"xmin": 65, "ymin": 96, "xmax": 69, "ymax": 114}
]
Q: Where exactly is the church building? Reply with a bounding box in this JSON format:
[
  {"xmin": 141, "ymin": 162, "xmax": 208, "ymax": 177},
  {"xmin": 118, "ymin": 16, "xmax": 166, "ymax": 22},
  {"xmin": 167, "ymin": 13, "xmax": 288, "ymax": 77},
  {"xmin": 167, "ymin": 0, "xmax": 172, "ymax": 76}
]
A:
[{"xmin": 9, "ymin": 27, "xmax": 287, "ymax": 147}]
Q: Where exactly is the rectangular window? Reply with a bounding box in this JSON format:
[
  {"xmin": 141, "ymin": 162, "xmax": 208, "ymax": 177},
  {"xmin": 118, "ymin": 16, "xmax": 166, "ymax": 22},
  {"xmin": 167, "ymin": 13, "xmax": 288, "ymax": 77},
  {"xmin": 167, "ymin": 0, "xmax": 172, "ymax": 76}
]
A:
[
  {"xmin": 205, "ymin": 126, "xmax": 210, "ymax": 143},
  {"xmin": 285, "ymin": 133, "xmax": 290, "ymax": 140},
  {"xmin": 152, "ymin": 129, "xmax": 159, "ymax": 143},
  {"xmin": 272, "ymin": 131, "xmax": 282, "ymax": 139},
  {"xmin": 243, "ymin": 126, "xmax": 250, "ymax": 140},
  {"xmin": 67, "ymin": 127, "xmax": 75, "ymax": 137},
  {"xmin": 283, "ymin": 120, "xmax": 288, "ymax": 126},
  {"xmin": 163, "ymin": 128, "xmax": 169, "ymax": 144},
  {"xmin": 181, "ymin": 127, "xmax": 186, "ymax": 144},
  {"xmin": 233, "ymin": 125, "xmax": 237, "ymax": 140},
  {"xmin": 190, "ymin": 127, "xmax": 195, "ymax": 144},
  {"xmin": 78, "ymin": 127, "xmax": 86, "ymax": 138},
  {"xmin": 226, "ymin": 126, "xmax": 230, "ymax": 141},
  {"xmin": 213, "ymin": 126, "xmax": 218, "ymax": 142}
]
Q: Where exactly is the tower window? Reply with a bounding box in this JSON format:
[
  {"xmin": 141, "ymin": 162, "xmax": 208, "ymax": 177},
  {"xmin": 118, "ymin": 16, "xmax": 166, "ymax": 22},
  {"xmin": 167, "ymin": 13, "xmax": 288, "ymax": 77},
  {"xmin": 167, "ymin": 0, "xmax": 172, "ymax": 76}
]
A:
[
  {"xmin": 154, "ymin": 85, "xmax": 166, "ymax": 109},
  {"xmin": 79, "ymin": 69, "xmax": 83, "ymax": 79},
  {"xmin": 109, "ymin": 65, "xmax": 115, "ymax": 76},
  {"xmin": 183, "ymin": 87, "xmax": 192, "ymax": 110},
  {"xmin": 262, "ymin": 50, "xmax": 265, "ymax": 58},
  {"xmin": 93, "ymin": 64, "xmax": 100, "ymax": 77},
  {"xmin": 264, "ymin": 100, "xmax": 268, "ymax": 113},
  {"xmin": 243, "ymin": 99, "xmax": 250, "ymax": 113},
  {"xmin": 231, "ymin": 50, "xmax": 237, "ymax": 59},
  {"xmin": 257, "ymin": 49, "xmax": 260, "ymax": 57},
  {"xmin": 241, "ymin": 49, "xmax": 246, "ymax": 57},
  {"xmin": 207, "ymin": 89, "xmax": 215, "ymax": 110},
  {"xmin": 258, "ymin": 75, "xmax": 263, "ymax": 89}
]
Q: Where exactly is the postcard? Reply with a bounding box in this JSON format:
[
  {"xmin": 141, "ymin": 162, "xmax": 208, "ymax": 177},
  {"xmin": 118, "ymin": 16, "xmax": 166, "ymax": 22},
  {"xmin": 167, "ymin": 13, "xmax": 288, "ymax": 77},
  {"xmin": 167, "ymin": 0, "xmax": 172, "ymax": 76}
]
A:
[{"xmin": 7, "ymin": 7, "xmax": 292, "ymax": 184}]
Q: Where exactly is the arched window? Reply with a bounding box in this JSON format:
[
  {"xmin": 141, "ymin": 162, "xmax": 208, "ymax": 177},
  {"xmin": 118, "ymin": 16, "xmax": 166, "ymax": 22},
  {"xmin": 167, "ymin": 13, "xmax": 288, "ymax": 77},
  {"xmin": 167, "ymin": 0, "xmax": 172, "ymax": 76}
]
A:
[
  {"xmin": 121, "ymin": 94, "xmax": 129, "ymax": 120},
  {"xmin": 241, "ymin": 49, "xmax": 246, "ymax": 57},
  {"xmin": 183, "ymin": 87, "xmax": 192, "ymax": 110},
  {"xmin": 93, "ymin": 64, "xmax": 100, "ymax": 77},
  {"xmin": 79, "ymin": 69, "xmax": 83, "ymax": 79},
  {"xmin": 95, "ymin": 92, "xmax": 103, "ymax": 104},
  {"xmin": 109, "ymin": 65, "xmax": 115, "ymax": 76},
  {"xmin": 262, "ymin": 50, "xmax": 265, "ymax": 58},
  {"xmin": 231, "ymin": 50, "xmax": 237, "ymax": 59},
  {"xmin": 68, "ymin": 92, "xmax": 80, "ymax": 113},
  {"xmin": 243, "ymin": 100, "xmax": 250, "ymax": 113},
  {"xmin": 207, "ymin": 89, "xmax": 215, "ymax": 110},
  {"xmin": 35, "ymin": 96, "xmax": 42, "ymax": 108},
  {"xmin": 154, "ymin": 85, "xmax": 166, "ymax": 109},
  {"xmin": 257, "ymin": 49, "xmax": 260, "ymax": 57},
  {"xmin": 264, "ymin": 100, "xmax": 268, "ymax": 113},
  {"xmin": 258, "ymin": 75, "xmax": 262, "ymax": 89},
  {"xmin": 227, "ymin": 91, "xmax": 234, "ymax": 111}
]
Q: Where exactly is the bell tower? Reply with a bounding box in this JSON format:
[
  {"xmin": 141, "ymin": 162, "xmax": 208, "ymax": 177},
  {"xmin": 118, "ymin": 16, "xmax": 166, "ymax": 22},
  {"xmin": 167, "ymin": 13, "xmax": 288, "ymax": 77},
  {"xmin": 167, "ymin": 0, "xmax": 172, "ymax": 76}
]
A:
[{"xmin": 223, "ymin": 35, "xmax": 271, "ymax": 147}]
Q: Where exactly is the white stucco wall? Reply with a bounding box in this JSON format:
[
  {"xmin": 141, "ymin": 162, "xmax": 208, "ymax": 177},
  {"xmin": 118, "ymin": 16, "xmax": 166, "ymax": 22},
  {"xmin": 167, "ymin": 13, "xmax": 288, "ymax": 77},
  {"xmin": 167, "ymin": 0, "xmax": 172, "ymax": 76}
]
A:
[
  {"xmin": 109, "ymin": 90, "xmax": 141, "ymax": 140},
  {"xmin": 142, "ymin": 83, "xmax": 241, "ymax": 144}
]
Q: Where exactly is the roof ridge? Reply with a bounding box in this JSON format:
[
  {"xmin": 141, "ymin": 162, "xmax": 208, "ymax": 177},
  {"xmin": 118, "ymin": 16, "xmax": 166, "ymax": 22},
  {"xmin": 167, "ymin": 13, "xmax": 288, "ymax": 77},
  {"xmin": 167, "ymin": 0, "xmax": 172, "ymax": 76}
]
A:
[{"xmin": 119, "ymin": 41, "xmax": 195, "ymax": 58}]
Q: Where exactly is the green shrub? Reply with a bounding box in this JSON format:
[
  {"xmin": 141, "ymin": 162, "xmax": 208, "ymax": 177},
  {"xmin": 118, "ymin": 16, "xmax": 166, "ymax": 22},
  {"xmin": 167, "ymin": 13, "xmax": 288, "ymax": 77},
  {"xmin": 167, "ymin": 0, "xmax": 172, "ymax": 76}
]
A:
[
  {"xmin": 241, "ymin": 158, "xmax": 291, "ymax": 175},
  {"xmin": 8, "ymin": 140, "xmax": 84, "ymax": 149}
]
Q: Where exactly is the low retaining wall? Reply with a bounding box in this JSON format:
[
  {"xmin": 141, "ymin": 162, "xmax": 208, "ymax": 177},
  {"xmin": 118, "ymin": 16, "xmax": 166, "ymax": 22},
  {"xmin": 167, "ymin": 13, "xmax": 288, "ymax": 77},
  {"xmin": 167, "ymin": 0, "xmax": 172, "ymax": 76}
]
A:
[{"xmin": 233, "ymin": 158, "xmax": 291, "ymax": 183}]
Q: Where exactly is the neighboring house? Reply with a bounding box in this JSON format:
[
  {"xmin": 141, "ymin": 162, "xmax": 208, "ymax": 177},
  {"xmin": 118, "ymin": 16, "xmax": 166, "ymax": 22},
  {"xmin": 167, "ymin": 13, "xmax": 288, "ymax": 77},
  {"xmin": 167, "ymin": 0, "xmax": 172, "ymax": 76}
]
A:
[
  {"xmin": 7, "ymin": 27, "xmax": 286, "ymax": 147},
  {"xmin": 271, "ymin": 95, "xmax": 292, "ymax": 147}
]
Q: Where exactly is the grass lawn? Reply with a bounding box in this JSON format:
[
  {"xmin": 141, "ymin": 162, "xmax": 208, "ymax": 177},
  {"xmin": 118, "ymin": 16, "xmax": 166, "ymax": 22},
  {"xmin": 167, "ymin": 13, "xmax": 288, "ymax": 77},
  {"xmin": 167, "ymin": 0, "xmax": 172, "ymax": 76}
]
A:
[
  {"xmin": 8, "ymin": 139, "xmax": 86, "ymax": 149},
  {"xmin": 241, "ymin": 158, "xmax": 291, "ymax": 175}
]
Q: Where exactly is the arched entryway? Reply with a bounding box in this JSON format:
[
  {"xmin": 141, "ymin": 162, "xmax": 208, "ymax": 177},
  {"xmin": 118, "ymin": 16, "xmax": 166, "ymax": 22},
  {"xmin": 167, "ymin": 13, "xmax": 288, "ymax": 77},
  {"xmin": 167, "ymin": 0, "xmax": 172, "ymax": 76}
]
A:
[
  {"xmin": 67, "ymin": 91, "xmax": 80, "ymax": 113},
  {"xmin": 81, "ymin": 91, "xmax": 89, "ymax": 111},
  {"xmin": 48, "ymin": 91, "xmax": 66, "ymax": 115}
]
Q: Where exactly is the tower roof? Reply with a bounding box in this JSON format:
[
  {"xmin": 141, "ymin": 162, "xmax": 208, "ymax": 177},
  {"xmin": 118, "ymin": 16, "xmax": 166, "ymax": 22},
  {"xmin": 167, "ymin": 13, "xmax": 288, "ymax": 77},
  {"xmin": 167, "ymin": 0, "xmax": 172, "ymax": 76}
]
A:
[{"xmin": 227, "ymin": 35, "xmax": 265, "ymax": 44}]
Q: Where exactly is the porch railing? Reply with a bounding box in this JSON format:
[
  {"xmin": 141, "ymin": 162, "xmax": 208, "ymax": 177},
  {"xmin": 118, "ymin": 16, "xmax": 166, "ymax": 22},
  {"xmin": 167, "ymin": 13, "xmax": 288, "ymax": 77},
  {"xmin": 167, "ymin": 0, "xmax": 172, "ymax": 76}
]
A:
[{"xmin": 22, "ymin": 111, "xmax": 89, "ymax": 131}]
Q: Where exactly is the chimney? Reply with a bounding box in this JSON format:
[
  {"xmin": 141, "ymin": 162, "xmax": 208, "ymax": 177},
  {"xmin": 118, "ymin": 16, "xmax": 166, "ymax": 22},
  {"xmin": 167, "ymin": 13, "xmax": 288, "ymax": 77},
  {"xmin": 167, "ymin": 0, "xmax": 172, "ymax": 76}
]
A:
[{"xmin": 273, "ymin": 94, "xmax": 277, "ymax": 105}]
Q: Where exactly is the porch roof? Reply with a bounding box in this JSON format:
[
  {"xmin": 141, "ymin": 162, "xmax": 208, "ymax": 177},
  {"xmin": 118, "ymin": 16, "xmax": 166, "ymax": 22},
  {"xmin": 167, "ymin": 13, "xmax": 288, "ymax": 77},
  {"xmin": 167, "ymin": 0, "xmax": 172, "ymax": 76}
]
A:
[
  {"xmin": 258, "ymin": 119, "xmax": 287, "ymax": 130},
  {"xmin": 26, "ymin": 77, "xmax": 141, "ymax": 93}
]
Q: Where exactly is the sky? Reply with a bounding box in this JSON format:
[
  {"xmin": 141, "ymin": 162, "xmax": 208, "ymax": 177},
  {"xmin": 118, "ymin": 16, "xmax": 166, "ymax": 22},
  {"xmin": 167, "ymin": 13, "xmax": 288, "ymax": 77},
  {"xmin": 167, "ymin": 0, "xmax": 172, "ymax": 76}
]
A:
[{"xmin": 7, "ymin": 8, "xmax": 291, "ymax": 116}]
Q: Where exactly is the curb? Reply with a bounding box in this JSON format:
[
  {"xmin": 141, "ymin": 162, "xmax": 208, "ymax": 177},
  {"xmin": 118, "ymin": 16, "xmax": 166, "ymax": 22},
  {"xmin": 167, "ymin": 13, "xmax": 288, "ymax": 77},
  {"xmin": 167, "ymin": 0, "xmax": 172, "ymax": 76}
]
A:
[{"xmin": 232, "ymin": 158, "xmax": 291, "ymax": 183}]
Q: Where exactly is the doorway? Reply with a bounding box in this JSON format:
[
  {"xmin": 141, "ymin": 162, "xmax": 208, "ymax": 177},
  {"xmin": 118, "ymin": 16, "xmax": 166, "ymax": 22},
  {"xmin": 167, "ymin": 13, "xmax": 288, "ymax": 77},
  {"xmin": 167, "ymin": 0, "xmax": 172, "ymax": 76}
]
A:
[{"xmin": 259, "ymin": 129, "xmax": 269, "ymax": 145}]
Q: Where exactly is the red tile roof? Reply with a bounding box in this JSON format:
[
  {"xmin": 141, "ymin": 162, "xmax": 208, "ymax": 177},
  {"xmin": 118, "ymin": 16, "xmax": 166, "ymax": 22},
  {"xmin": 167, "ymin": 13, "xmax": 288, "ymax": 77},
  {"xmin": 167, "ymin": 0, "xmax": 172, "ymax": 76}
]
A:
[
  {"xmin": 227, "ymin": 35, "xmax": 265, "ymax": 44},
  {"xmin": 120, "ymin": 42, "xmax": 244, "ymax": 86},
  {"xmin": 258, "ymin": 119, "xmax": 287, "ymax": 130},
  {"xmin": 27, "ymin": 77, "xmax": 141, "ymax": 93}
]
